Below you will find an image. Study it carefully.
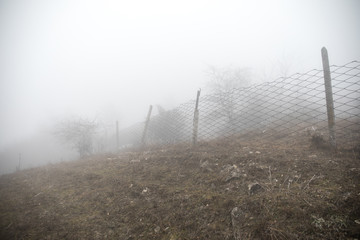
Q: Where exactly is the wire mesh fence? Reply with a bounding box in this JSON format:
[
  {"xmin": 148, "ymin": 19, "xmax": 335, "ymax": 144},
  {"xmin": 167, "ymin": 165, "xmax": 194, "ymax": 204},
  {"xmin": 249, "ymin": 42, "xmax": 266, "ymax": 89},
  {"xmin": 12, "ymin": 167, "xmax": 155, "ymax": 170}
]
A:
[{"xmin": 117, "ymin": 60, "xmax": 360, "ymax": 150}]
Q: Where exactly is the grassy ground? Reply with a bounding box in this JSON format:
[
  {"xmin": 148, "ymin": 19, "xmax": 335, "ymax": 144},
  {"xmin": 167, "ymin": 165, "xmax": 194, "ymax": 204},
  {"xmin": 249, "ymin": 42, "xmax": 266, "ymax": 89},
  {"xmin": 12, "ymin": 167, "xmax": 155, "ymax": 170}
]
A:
[{"xmin": 0, "ymin": 134, "xmax": 359, "ymax": 239}]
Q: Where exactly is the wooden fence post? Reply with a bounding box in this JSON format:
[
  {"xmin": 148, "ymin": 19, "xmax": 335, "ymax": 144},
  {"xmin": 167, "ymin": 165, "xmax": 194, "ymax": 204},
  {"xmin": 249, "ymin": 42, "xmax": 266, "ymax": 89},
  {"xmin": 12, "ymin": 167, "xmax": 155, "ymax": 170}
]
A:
[
  {"xmin": 16, "ymin": 153, "xmax": 21, "ymax": 172},
  {"xmin": 142, "ymin": 105, "xmax": 153, "ymax": 147},
  {"xmin": 192, "ymin": 89, "xmax": 201, "ymax": 147},
  {"xmin": 116, "ymin": 120, "xmax": 119, "ymax": 153},
  {"xmin": 321, "ymin": 47, "xmax": 336, "ymax": 148}
]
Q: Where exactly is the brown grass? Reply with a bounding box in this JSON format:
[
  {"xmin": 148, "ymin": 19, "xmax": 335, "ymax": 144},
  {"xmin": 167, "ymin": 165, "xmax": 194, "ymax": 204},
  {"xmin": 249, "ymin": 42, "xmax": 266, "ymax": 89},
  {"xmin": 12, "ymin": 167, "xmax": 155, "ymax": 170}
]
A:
[{"xmin": 0, "ymin": 134, "xmax": 359, "ymax": 239}]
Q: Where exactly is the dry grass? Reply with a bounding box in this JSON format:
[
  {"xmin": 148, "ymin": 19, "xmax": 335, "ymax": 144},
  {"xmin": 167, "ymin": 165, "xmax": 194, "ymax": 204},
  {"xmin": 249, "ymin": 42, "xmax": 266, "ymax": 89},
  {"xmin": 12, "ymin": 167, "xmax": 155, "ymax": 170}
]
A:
[{"xmin": 0, "ymin": 134, "xmax": 359, "ymax": 239}]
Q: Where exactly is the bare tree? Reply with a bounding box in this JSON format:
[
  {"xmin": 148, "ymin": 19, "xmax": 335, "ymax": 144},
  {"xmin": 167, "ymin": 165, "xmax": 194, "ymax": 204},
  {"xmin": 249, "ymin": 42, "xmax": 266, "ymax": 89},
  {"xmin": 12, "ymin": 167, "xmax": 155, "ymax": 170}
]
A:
[
  {"xmin": 206, "ymin": 66, "xmax": 252, "ymax": 127},
  {"xmin": 147, "ymin": 105, "xmax": 186, "ymax": 144},
  {"xmin": 54, "ymin": 117, "xmax": 98, "ymax": 158},
  {"xmin": 207, "ymin": 66, "xmax": 251, "ymax": 94}
]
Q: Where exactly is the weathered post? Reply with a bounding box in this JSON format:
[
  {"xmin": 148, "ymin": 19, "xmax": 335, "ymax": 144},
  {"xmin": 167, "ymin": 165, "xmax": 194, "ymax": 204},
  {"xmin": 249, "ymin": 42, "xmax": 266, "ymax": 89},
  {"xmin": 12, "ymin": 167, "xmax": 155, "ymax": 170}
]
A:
[
  {"xmin": 16, "ymin": 153, "xmax": 21, "ymax": 172},
  {"xmin": 116, "ymin": 120, "xmax": 119, "ymax": 153},
  {"xmin": 192, "ymin": 89, "xmax": 201, "ymax": 147},
  {"xmin": 321, "ymin": 47, "xmax": 336, "ymax": 148},
  {"xmin": 142, "ymin": 105, "xmax": 153, "ymax": 147}
]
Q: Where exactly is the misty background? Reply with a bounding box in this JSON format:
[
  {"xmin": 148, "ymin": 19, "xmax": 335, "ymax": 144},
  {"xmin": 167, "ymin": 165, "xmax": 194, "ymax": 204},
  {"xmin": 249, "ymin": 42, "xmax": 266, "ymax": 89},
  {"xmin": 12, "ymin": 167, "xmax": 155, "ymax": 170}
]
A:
[{"xmin": 1, "ymin": 0, "xmax": 360, "ymax": 174}]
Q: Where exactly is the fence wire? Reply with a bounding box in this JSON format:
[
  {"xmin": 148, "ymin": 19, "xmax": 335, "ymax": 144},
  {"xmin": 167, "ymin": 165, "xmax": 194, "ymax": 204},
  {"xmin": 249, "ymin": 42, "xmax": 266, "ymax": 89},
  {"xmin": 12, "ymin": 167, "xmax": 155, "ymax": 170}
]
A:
[{"xmin": 118, "ymin": 61, "xmax": 360, "ymax": 149}]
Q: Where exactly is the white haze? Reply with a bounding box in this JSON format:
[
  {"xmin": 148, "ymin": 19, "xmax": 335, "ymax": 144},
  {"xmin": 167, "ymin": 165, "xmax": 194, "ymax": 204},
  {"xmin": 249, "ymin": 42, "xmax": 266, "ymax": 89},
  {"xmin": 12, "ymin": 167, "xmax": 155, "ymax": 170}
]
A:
[{"xmin": 0, "ymin": 0, "xmax": 359, "ymax": 173}]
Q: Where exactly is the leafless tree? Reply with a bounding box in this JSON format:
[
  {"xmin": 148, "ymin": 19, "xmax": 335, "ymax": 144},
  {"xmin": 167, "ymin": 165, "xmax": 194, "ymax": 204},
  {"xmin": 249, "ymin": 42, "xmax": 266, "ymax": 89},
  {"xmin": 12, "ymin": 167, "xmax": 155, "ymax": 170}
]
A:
[
  {"xmin": 207, "ymin": 66, "xmax": 251, "ymax": 94},
  {"xmin": 54, "ymin": 117, "xmax": 98, "ymax": 158},
  {"xmin": 147, "ymin": 105, "xmax": 186, "ymax": 144},
  {"xmin": 206, "ymin": 66, "xmax": 252, "ymax": 127}
]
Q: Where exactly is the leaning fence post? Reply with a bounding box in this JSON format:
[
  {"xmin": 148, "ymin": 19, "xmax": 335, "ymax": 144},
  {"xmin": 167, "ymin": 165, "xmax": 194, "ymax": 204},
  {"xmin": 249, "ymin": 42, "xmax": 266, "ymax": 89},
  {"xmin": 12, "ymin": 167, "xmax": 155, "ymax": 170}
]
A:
[
  {"xmin": 192, "ymin": 89, "xmax": 201, "ymax": 147},
  {"xmin": 142, "ymin": 105, "xmax": 153, "ymax": 147},
  {"xmin": 321, "ymin": 47, "xmax": 336, "ymax": 148}
]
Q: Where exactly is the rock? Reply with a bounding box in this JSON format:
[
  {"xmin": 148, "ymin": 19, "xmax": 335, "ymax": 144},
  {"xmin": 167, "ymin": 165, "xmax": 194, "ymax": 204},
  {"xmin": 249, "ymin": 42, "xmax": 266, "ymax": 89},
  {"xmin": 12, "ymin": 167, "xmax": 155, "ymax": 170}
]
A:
[
  {"xmin": 342, "ymin": 192, "xmax": 351, "ymax": 200},
  {"xmin": 248, "ymin": 182, "xmax": 264, "ymax": 195},
  {"xmin": 221, "ymin": 164, "xmax": 244, "ymax": 182},
  {"xmin": 231, "ymin": 207, "xmax": 242, "ymax": 219},
  {"xmin": 221, "ymin": 164, "xmax": 239, "ymax": 174},
  {"xmin": 130, "ymin": 159, "xmax": 141, "ymax": 163},
  {"xmin": 200, "ymin": 160, "xmax": 213, "ymax": 172},
  {"xmin": 221, "ymin": 164, "xmax": 233, "ymax": 173},
  {"xmin": 141, "ymin": 187, "xmax": 149, "ymax": 194},
  {"xmin": 231, "ymin": 207, "xmax": 243, "ymax": 240},
  {"xmin": 225, "ymin": 171, "xmax": 242, "ymax": 182}
]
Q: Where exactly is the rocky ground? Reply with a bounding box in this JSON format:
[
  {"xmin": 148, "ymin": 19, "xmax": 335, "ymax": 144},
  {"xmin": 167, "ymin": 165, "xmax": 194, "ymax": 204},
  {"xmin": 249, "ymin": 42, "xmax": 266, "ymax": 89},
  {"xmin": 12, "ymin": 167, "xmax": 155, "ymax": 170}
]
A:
[{"xmin": 0, "ymin": 134, "xmax": 359, "ymax": 239}]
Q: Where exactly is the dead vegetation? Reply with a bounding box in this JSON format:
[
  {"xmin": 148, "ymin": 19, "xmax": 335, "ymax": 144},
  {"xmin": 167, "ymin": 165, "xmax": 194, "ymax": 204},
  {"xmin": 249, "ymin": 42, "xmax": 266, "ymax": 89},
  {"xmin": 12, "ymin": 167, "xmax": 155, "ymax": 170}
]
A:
[{"xmin": 0, "ymin": 134, "xmax": 359, "ymax": 239}]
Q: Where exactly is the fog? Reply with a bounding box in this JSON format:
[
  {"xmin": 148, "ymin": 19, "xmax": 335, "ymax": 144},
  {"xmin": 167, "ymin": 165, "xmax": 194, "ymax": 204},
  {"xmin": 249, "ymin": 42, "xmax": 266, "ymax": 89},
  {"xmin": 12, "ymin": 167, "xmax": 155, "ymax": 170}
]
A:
[{"xmin": 1, "ymin": 0, "xmax": 359, "ymax": 174}]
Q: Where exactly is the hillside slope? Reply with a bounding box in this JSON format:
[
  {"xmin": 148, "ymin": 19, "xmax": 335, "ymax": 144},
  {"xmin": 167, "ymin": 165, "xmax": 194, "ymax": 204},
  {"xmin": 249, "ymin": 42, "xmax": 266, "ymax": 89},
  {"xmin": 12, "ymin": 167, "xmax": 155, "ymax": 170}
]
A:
[{"xmin": 1, "ymin": 136, "xmax": 359, "ymax": 239}]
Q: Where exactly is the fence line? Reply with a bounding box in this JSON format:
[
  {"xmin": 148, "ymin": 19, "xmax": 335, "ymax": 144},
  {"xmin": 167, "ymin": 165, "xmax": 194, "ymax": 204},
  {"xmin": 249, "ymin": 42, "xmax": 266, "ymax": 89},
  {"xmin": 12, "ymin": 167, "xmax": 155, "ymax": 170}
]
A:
[{"xmin": 117, "ymin": 51, "xmax": 360, "ymax": 150}]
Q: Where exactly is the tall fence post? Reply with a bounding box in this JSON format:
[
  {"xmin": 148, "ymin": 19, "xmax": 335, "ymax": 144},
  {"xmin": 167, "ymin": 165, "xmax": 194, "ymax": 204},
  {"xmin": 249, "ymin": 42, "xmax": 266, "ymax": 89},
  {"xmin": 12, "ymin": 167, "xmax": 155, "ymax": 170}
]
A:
[
  {"xmin": 192, "ymin": 89, "xmax": 201, "ymax": 147},
  {"xmin": 142, "ymin": 105, "xmax": 153, "ymax": 147},
  {"xmin": 321, "ymin": 47, "xmax": 336, "ymax": 148},
  {"xmin": 116, "ymin": 120, "xmax": 119, "ymax": 153}
]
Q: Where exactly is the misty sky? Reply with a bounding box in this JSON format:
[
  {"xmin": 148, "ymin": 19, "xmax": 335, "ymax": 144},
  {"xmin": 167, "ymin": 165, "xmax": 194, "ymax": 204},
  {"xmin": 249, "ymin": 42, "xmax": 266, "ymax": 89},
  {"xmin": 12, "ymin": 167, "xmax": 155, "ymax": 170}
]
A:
[{"xmin": 1, "ymin": 0, "xmax": 359, "ymax": 149}]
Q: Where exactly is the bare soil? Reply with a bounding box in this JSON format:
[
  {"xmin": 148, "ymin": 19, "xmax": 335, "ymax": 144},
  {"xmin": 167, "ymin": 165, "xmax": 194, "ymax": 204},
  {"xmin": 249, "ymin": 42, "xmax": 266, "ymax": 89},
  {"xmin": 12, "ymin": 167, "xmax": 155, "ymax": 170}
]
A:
[{"xmin": 0, "ymin": 134, "xmax": 359, "ymax": 239}]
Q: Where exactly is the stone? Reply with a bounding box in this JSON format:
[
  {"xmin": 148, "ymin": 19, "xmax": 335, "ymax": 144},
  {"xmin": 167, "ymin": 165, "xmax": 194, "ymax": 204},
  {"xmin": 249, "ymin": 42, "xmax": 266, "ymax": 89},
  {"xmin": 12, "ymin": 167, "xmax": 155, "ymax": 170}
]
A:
[
  {"xmin": 200, "ymin": 160, "xmax": 213, "ymax": 172},
  {"xmin": 221, "ymin": 164, "xmax": 244, "ymax": 182},
  {"xmin": 225, "ymin": 171, "xmax": 242, "ymax": 182},
  {"xmin": 231, "ymin": 207, "xmax": 243, "ymax": 240},
  {"xmin": 141, "ymin": 187, "xmax": 149, "ymax": 194},
  {"xmin": 130, "ymin": 159, "xmax": 141, "ymax": 163},
  {"xmin": 248, "ymin": 182, "xmax": 264, "ymax": 195}
]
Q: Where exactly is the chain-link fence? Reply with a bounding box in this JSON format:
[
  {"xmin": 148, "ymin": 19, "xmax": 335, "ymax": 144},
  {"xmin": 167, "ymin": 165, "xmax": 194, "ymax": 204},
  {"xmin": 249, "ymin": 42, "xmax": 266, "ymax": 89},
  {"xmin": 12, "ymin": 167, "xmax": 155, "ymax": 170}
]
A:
[{"xmin": 117, "ymin": 59, "xmax": 360, "ymax": 150}]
